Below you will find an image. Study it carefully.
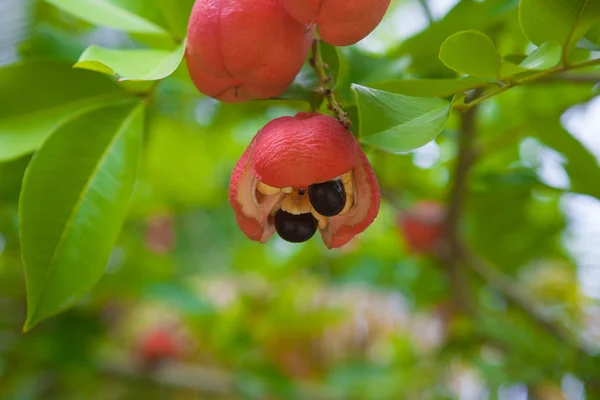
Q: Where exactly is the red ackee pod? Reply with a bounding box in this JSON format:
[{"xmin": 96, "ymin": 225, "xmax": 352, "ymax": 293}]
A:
[
  {"xmin": 185, "ymin": 0, "xmax": 314, "ymax": 102},
  {"xmin": 281, "ymin": 0, "xmax": 391, "ymax": 46},
  {"xmin": 229, "ymin": 113, "xmax": 380, "ymax": 249}
]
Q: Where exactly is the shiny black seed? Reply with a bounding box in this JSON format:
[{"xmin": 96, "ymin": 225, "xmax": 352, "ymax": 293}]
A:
[
  {"xmin": 274, "ymin": 210, "xmax": 317, "ymax": 243},
  {"xmin": 308, "ymin": 180, "xmax": 346, "ymax": 217}
]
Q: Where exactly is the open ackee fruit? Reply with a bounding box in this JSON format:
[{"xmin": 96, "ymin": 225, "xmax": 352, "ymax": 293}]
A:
[{"xmin": 229, "ymin": 112, "xmax": 380, "ymax": 249}]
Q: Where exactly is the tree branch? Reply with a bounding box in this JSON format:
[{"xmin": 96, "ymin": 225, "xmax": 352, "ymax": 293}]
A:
[
  {"xmin": 442, "ymin": 90, "xmax": 591, "ymax": 352},
  {"xmin": 456, "ymin": 57, "xmax": 600, "ymax": 110},
  {"xmin": 538, "ymin": 72, "xmax": 600, "ymax": 84},
  {"xmin": 309, "ymin": 38, "xmax": 352, "ymax": 129},
  {"xmin": 440, "ymin": 93, "xmax": 480, "ymax": 316}
]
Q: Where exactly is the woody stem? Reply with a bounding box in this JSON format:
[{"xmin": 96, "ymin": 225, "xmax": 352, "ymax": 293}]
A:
[{"xmin": 309, "ymin": 38, "xmax": 352, "ymax": 130}]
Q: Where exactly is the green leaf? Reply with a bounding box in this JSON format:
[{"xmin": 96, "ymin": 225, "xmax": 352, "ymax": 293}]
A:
[
  {"xmin": 20, "ymin": 101, "xmax": 143, "ymax": 330},
  {"xmin": 352, "ymin": 84, "xmax": 451, "ymax": 154},
  {"xmin": 519, "ymin": 0, "xmax": 600, "ymax": 54},
  {"xmin": 74, "ymin": 41, "xmax": 186, "ymax": 81},
  {"xmin": 500, "ymin": 43, "xmax": 561, "ymax": 80},
  {"xmin": 519, "ymin": 42, "xmax": 562, "ymax": 70},
  {"xmin": 45, "ymin": 0, "xmax": 170, "ymax": 37},
  {"xmin": 392, "ymin": 0, "xmax": 520, "ymax": 76},
  {"xmin": 155, "ymin": 0, "xmax": 195, "ymax": 40},
  {"xmin": 0, "ymin": 60, "xmax": 129, "ymax": 163},
  {"xmin": 367, "ymin": 78, "xmax": 492, "ymax": 98},
  {"xmin": 335, "ymin": 46, "xmax": 406, "ymax": 102},
  {"xmin": 439, "ymin": 30, "xmax": 500, "ymax": 79},
  {"xmin": 534, "ymin": 122, "xmax": 600, "ymax": 201},
  {"xmin": 586, "ymin": 22, "xmax": 600, "ymax": 48},
  {"xmin": 499, "ymin": 60, "xmax": 527, "ymax": 78},
  {"xmin": 468, "ymin": 169, "xmax": 562, "ymax": 270},
  {"xmin": 0, "ymin": 156, "xmax": 30, "ymax": 204},
  {"xmin": 504, "ymin": 54, "xmax": 528, "ymax": 65},
  {"xmin": 19, "ymin": 24, "xmax": 87, "ymax": 62}
]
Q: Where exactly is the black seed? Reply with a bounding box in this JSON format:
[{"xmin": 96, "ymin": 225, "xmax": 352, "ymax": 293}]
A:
[
  {"xmin": 274, "ymin": 210, "xmax": 317, "ymax": 243},
  {"xmin": 308, "ymin": 180, "xmax": 346, "ymax": 217}
]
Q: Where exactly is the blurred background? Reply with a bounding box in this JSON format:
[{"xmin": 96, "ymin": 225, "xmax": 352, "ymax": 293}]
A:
[{"xmin": 1, "ymin": 0, "xmax": 600, "ymax": 399}]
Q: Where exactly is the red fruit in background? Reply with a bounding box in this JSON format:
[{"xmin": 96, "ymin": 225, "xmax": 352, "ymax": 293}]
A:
[
  {"xmin": 281, "ymin": 0, "xmax": 391, "ymax": 46},
  {"xmin": 145, "ymin": 214, "xmax": 176, "ymax": 254},
  {"xmin": 137, "ymin": 327, "xmax": 184, "ymax": 367},
  {"xmin": 185, "ymin": 0, "xmax": 314, "ymax": 102},
  {"xmin": 397, "ymin": 200, "xmax": 446, "ymax": 254},
  {"xmin": 229, "ymin": 112, "xmax": 380, "ymax": 249}
]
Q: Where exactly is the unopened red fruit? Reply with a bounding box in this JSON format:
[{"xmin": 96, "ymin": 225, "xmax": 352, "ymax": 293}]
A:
[
  {"xmin": 281, "ymin": 0, "xmax": 391, "ymax": 46},
  {"xmin": 397, "ymin": 200, "xmax": 446, "ymax": 254},
  {"xmin": 185, "ymin": 0, "xmax": 314, "ymax": 102},
  {"xmin": 229, "ymin": 112, "xmax": 380, "ymax": 249}
]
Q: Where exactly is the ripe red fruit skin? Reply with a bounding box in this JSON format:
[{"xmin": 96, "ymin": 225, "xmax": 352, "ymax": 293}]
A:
[
  {"xmin": 185, "ymin": 0, "xmax": 314, "ymax": 103},
  {"xmin": 281, "ymin": 0, "xmax": 391, "ymax": 46},
  {"xmin": 397, "ymin": 201, "xmax": 446, "ymax": 254},
  {"xmin": 229, "ymin": 112, "xmax": 380, "ymax": 249},
  {"xmin": 252, "ymin": 113, "xmax": 357, "ymax": 188}
]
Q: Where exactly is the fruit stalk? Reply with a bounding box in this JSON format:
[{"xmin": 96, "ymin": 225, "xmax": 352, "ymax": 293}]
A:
[{"xmin": 309, "ymin": 38, "xmax": 352, "ymax": 130}]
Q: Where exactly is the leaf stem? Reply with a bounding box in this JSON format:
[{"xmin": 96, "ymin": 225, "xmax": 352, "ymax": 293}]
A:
[{"xmin": 309, "ymin": 38, "xmax": 352, "ymax": 130}]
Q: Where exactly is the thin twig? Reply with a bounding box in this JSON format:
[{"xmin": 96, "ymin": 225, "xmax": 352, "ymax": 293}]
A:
[
  {"xmin": 457, "ymin": 57, "xmax": 600, "ymax": 110},
  {"xmin": 537, "ymin": 72, "xmax": 600, "ymax": 84},
  {"xmin": 309, "ymin": 38, "xmax": 352, "ymax": 129}
]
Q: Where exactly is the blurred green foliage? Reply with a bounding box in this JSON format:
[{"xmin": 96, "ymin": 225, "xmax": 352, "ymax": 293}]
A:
[{"xmin": 1, "ymin": 0, "xmax": 600, "ymax": 399}]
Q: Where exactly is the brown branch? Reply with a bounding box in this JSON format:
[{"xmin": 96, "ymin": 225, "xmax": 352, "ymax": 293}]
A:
[
  {"xmin": 537, "ymin": 72, "xmax": 600, "ymax": 84},
  {"xmin": 309, "ymin": 38, "xmax": 352, "ymax": 129},
  {"xmin": 441, "ymin": 89, "xmax": 591, "ymax": 354},
  {"xmin": 440, "ymin": 93, "xmax": 480, "ymax": 316},
  {"xmin": 442, "ymin": 92, "xmax": 590, "ymax": 353}
]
